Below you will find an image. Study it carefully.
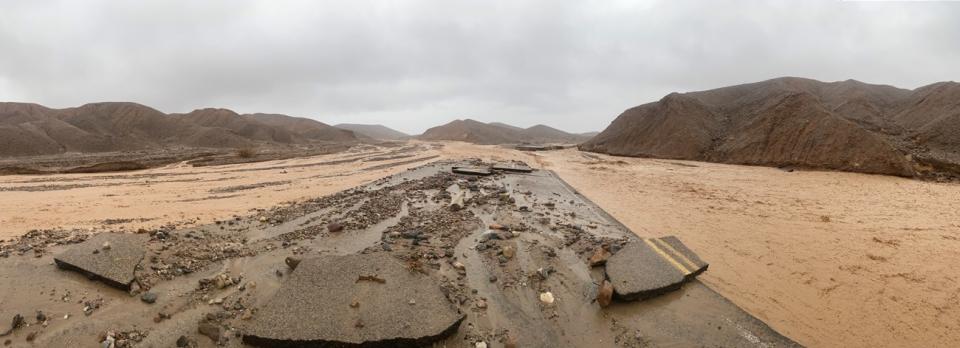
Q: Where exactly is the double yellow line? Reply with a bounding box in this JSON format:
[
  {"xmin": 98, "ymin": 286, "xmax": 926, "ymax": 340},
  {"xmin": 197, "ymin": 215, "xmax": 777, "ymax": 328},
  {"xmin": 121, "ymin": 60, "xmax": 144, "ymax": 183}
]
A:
[{"xmin": 642, "ymin": 238, "xmax": 698, "ymax": 276}]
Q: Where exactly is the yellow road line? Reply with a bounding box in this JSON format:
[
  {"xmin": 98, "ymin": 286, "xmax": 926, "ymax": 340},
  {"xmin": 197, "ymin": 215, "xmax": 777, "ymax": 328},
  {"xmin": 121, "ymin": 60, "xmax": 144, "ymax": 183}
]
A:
[
  {"xmin": 643, "ymin": 238, "xmax": 691, "ymax": 275},
  {"xmin": 652, "ymin": 238, "xmax": 699, "ymax": 272}
]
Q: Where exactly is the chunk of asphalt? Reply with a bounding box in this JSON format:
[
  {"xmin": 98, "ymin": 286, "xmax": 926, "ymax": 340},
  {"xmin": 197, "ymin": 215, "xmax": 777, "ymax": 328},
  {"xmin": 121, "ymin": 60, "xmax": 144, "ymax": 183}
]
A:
[
  {"xmin": 657, "ymin": 235, "xmax": 709, "ymax": 277},
  {"xmin": 242, "ymin": 253, "xmax": 465, "ymax": 347},
  {"xmin": 491, "ymin": 162, "xmax": 533, "ymax": 173},
  {"xmin": 54, "ymin": 233, "xmax": 147, "ymax": 291},
  {"xmin": 604, "ymin": 236, "xmax": 708, "ymax": 301},
  {"xmin": 451, "ymin": 166, "xmax": 492, "ymax": 176}
]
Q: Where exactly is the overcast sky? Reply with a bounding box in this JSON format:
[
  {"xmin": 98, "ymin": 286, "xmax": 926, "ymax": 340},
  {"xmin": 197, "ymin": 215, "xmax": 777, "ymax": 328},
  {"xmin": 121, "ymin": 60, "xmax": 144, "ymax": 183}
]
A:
[{"xmin": 1, "ymin": 0, "xmax": 958, "ymax": 134}]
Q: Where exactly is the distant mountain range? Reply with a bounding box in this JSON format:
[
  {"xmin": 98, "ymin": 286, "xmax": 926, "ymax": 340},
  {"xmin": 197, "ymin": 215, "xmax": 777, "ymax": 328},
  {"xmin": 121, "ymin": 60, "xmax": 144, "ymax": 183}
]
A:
[
  {"xmin": 581, "ymin": 77, "xmax": 960, "ymax": 178},
  {"xmin": 418, "ymin": 119, "xmax": 591, "ymax": 145},
  {"xmin": 0, "ymin": 102, "xmax": 358, "ymax": 157},
  {"xmin": 335, "ymin": 123, "xmax": 409, "ymax": 140}
]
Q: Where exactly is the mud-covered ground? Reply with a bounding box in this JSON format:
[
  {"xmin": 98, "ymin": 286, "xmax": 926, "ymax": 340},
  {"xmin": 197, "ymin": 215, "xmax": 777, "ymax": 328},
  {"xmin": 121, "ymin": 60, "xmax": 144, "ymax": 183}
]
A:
[
  {"xmin": 0, "ymin": 159, "xmax": 796, "ymax": 347},
  {"xmin": 2, "ymin": 141, "xmax": 958, "ymax": 347}
]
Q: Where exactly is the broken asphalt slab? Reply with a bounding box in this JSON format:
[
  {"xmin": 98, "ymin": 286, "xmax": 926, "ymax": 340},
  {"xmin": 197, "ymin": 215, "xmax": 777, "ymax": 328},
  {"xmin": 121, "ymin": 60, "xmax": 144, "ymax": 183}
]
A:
[
  {"xmin": 605, "ymin": 236, "xmax": 709, "ymax": 301},
  {"xmin": 491, "ymin": 161, "xmax": 534, "ymax": 173},
  {"xmin": 53, "ymin": 233, "xmax": 147, "ymax": 291},
  {"xmin": 451, "ymin": 166, "xmax": 492, "ymax": 176},
  {"xmin": 242, "ymin": 253, "xmax": 465, "ymax": 347}
]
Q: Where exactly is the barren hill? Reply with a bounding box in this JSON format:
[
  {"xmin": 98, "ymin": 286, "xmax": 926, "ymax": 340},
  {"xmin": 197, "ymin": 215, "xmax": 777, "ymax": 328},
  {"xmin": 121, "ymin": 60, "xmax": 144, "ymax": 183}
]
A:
[
  {"xmin": 334, "ymin": 123, "xmax": 409, "ymax": 140},
  {"xmin": 418, "ymin": 119, "xmax": 590, "ymax": 145},
  {"xmin": 580, "ymin": 77, "xmax": 960, "ymax": 177},
  {"xmin": 0, "ymin": 102, "xmax": 359, "ymax": 157}
]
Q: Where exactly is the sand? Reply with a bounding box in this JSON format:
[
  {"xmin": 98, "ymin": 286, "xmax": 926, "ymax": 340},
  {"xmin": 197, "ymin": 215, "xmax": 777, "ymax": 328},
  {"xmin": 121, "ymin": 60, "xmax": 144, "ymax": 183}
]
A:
[{"xmin": 1, "ymin": 141, "xmax": 958, "ymax": 346}]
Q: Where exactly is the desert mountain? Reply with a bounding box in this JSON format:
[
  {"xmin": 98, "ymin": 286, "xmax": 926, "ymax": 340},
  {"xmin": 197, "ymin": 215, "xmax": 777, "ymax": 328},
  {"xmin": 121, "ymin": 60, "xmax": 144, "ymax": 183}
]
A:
[
  {"xmin": 334, "ymin": 123, "xmax": 409, "ymax": 140},
  {"xmin": 0, "ymin": 102, "xmax": 359, "ymax": 157},
  {"xmin": 418, "ymin": 119, "xmax": 589, "ymax": 145},
  {"xmin": 580, "ymin": 77, "xmax": 960, "ymax": 177}
]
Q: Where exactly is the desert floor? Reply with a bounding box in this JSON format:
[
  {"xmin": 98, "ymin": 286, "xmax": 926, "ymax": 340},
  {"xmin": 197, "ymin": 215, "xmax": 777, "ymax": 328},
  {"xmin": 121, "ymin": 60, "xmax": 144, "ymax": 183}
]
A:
[{"xmin": 1, "ymin": 141, "xmax": 958, "ymax": 347}]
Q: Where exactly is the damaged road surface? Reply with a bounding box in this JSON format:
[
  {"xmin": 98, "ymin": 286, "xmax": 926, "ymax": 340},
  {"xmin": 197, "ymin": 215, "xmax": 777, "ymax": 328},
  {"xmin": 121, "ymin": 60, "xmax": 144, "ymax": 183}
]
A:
[
  {"xmin": 242, "ymin": 253, "xmax": 464, "ymax": 347},
  {"xmin": 0, "ymin": 160, "xmax": 800, "ymax": 347},
  {"xmin": 605, "ymin": 236, "xmax": 709, "ymax": 301},
  {"xmin": 53, "ymin": 233, "xmax": 147, "ymax": 291}
]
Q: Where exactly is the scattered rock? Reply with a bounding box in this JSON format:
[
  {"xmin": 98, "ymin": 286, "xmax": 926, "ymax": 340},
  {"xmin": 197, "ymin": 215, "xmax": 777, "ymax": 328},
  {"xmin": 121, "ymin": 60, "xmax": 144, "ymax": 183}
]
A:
[
  {"xmin": 197, "ymin": 322, "xmax": 222, "ymax": 343},
  {"xmin": 175, "ymin": 335, "xmax": 190, "ymax": 347},
  {"xmin": 501, "ymin": 245, "xmax": 516, "ymax": 259},
  {"xmin": 589, "ymin": 247, "xmax": 611, "ymax": 267},
  {"xmin": 539, "ymin": 292, "xmax": 555, "ymax": 305},
  {"xmin": 140, "ymin": 292, "xmax": 158, "ymax": 304},
  {"xmin": 285, "ymin": 257, "xmax": 302, "ymax": 270},
  {"xmin": 452, "ymin": 262, "xmax": 466, "ymax": 271},
  {"xmin": 327, "ymin": 222, "xmax": 344, "ymax": 232},
  {"xmin": 597, "ymin": 280, "xmax": 614, "ymax": 308},
  {"xmin": 489, "ymin": 223, "xmax": 507, "ymax": 231}
]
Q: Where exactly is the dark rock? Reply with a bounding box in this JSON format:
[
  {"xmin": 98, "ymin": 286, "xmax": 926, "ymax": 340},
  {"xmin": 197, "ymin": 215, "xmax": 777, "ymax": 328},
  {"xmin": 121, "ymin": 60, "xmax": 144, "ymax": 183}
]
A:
[
  {"xmin": 140, "ymin": 292, "xmax": 158, "ymax": 304},
  {"xmin": 176, "ymin": 335, "xmax": 190, "ymax": 347},
  {"xmin": 327, "ymin": 223, "xmax": 344, "ymax": 233},
  {"xmin": 285, "ymin": 257, "xmax": 302, "ymax": 270}
]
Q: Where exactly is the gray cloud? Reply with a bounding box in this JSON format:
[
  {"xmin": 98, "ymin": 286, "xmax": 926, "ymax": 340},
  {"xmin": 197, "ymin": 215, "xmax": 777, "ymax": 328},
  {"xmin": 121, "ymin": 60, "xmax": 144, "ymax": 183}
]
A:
[{"xmin": 1, "ymin": 0, "xmax": 958, "ymax": 134}]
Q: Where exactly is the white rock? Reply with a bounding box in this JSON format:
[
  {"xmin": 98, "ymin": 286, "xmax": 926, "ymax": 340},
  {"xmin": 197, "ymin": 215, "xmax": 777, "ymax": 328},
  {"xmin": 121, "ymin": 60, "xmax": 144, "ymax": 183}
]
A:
[
  {"xmin": 539, "ymin": 291, "xmax": 555, "ymax": 305},
  {"xmin": 476, "ymin": 342, "xmax": 488, "ymax": 348}
]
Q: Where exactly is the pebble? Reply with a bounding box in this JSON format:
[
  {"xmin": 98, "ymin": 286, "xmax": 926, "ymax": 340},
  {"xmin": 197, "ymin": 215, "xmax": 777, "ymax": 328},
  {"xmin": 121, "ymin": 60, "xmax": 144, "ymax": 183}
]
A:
[
  {"xmin": 100, "ymin": 334, "xmax": 115, "ymax": 348},
  {"xmin": 501, "ymin": 246, "xmax": 516, "ymax": 259},
  {"xmin": 140, "ymin": 292, "xmax": 158, "ymax": 304},
  {"xmin": 597, "ymin": 280, "xmax": 614, "ymax": 308},
  {"xmin": 539, "ymin": 291, "xmax": 555, "ymax": 305},
  {"xmin": 176, "ymin": 335, "xmax": 190, "ymax": 347},
  {"xmin": 197, "ymin": 322, "xmax": 222, "ymax": 343},
  {"xmin": 327, "ymin": 222, "xmax": 344, "ymax": 232},
  {"xmin": 589, "ymin": 247, "xmax": 611, "ymax": 267},
  {"xmin": 285, "ymin": 257, "xmax": 302, "ymax": 270},
  {"xmin": 488, "ymin": 275, "xmax": 498, "ymax": 283},
  {"xmin": 452, "ymin": 262, "xmax": 466, "ymax": 271},
  {"xmin": 476, "ymin": 342, "xmax": 488, "ymax": 348}
]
